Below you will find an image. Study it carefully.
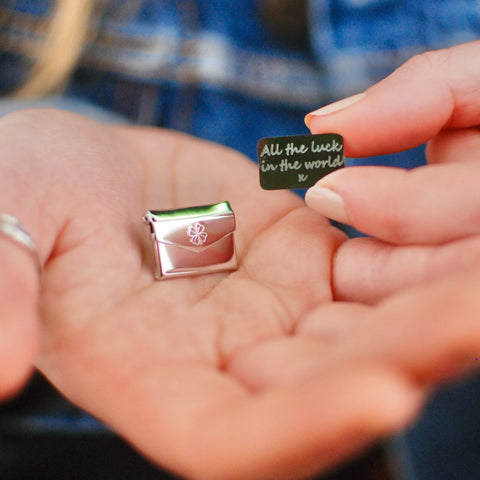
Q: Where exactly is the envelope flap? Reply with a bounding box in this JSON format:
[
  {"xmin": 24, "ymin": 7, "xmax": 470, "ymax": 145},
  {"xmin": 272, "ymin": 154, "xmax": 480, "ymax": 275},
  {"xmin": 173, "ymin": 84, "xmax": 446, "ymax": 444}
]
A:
[{"xmin": 144, "ymin": 202, "xmax": 235, "ymax": 249}]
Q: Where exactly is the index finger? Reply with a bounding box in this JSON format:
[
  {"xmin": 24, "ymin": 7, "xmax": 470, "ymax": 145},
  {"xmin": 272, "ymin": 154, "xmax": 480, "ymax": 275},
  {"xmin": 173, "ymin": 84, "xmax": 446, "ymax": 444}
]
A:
[{"xmin": 305, "ymin": 41, "xmax": 480, "ymax": 157}]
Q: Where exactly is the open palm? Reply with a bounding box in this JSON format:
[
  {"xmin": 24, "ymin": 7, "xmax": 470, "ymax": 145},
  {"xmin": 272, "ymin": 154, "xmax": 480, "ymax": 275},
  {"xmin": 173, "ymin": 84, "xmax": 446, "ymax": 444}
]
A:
[{"xmin": 1, "ymin": 109, "xmax": 423, "ymax": 480}]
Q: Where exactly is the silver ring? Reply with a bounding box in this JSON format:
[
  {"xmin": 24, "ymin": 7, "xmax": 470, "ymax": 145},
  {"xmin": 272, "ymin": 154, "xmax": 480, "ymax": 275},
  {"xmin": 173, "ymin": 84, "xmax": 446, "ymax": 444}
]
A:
[{"xmin": 0, "ymin": 214, "xmax": 42, "ymax": 274}]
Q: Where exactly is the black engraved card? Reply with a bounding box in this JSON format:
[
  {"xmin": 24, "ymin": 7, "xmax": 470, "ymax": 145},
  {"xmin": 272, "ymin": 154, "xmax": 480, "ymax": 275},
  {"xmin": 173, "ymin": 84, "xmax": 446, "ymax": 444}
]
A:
[{"xmin": 257, "ymin": 133, "xmax": 344, "ymax": 190}]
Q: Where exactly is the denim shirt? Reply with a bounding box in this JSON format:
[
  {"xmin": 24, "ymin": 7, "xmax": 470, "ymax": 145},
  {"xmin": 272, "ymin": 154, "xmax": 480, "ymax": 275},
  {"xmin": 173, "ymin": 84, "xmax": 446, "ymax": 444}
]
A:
[
  {"xmin": 1, "ymin": 1, "xmax": 480, "ymax": 479},
  {"xmin": 2, "ymin": 0, "xmax": 480, "ymax": 164}
]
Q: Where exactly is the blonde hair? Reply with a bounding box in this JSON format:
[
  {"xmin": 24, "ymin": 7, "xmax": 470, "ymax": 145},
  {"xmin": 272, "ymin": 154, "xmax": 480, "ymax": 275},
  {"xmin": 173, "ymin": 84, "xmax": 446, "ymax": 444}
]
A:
[{"xmin": 16, "ymin": 0, "xmax": 96, "ymax": 97}]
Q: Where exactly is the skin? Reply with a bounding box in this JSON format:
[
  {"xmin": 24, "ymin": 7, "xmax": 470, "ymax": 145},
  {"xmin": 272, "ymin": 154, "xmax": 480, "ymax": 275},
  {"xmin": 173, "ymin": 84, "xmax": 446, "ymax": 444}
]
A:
[
  {"xmin": 0, "ymin": 110, "xmax": 418, "ymax": 480},
  {"xmin": 306, "ymin": 40, "xmax": 480, "ymax": 303},
  {"xmin": 1, "ymin": 40, "xmax": 480, "ymax": 480}
]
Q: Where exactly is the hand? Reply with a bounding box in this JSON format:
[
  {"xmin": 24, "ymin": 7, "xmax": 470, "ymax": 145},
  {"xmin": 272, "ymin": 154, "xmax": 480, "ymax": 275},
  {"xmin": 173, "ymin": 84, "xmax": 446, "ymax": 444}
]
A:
[
  {"xmin": 0, "ymin": 108, "xmax": 427, "ymax": 480},
  {"xmin": 306, "ymin": 41, "xmax": 480, "ymax": 304},
  {"xmin": 303, "ymin": 40, "xmax": 480, "ymax": 409}
]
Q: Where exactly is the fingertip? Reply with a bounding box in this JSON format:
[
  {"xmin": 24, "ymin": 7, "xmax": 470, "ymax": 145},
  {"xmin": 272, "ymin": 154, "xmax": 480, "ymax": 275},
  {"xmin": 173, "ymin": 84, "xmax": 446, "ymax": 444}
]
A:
[
  {"xmin": 0, "ymin": 344, "xmax": 36, "ymax": 400},
  {"xmin": 321, "ymin": 365, "xmax": 424, "ymax": 445},
  {"xmin": 305, "ymin": 184, "xmax": 349, "ymax": 224},
  {"xmin": 363, "ymin": 370, "xmax": 425, "ymax": 436},
  {"xmin": 0, "ymin": 243, "xmax": 40, "ymax": 400},
  {"xmin": 304, "ymin": 93, "xmax": 366, "ymax": 130},
  {"xmin": 0, "ymin": 309, "xmax": 38, "ymax": 399}
]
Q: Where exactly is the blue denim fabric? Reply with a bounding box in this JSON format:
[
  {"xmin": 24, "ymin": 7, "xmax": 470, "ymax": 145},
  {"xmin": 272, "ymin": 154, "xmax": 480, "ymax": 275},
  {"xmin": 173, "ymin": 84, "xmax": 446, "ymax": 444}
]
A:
[
  {"xmin": 394, "ymin": 372, "xmax": 480, "ymax": 480},
  {"xmin": 2, "ymin": 0, "xmax": 480, "ymax": 164},
  {"xmin": 1, "ymin": 1, "xmax": 480, "ymax": 479},
  {"xmin": 309, "ymin": 0, "xmax": 480, "ymax": 99}
]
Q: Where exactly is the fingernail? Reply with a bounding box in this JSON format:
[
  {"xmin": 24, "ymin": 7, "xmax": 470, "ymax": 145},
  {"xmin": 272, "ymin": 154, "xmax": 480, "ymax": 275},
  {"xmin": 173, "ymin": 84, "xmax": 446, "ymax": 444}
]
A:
[
  {"xmin": 304, "ymin": 93, "xmax": 366, "ymax": 128},
  {"xmin": 305, "ymin": 186, "xmax": 349, "ymax": 224}
]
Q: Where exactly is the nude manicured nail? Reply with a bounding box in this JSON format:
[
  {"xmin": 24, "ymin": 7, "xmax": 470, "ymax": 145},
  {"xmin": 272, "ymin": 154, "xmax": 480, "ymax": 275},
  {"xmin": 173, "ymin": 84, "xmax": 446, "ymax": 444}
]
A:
[
  {"xmin": 305, "ymin": 93, "xmax": 366, "ymax": 128},
  {"xmin": 305, "ymin": 187, "xmax": 349, "ymax": 224}
]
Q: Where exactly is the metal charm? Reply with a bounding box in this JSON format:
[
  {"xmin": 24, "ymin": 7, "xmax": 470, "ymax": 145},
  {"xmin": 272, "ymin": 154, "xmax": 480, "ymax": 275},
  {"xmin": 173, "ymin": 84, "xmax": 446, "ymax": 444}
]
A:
[
  {"xmin": 257, "ymin": 133, "xmax": 345, "ymax": 190},
  {"xmin": 143, "ymin": 202, "xmax": 238, "ymax": 280}
]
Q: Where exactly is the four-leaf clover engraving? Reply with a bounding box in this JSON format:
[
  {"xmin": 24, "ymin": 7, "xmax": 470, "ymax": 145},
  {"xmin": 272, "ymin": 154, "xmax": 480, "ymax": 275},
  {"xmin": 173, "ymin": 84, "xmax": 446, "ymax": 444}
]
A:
[{"xmin": 187, "ymin": 222, "xmax": 208, "ymax": 246}]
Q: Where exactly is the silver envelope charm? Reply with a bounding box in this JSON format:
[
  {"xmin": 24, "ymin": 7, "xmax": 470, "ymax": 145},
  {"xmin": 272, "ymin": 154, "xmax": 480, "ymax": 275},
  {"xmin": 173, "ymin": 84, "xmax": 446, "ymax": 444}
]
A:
[{"xmin": 143, "ymin": 201, "xmax": 238, "ymax": 280}]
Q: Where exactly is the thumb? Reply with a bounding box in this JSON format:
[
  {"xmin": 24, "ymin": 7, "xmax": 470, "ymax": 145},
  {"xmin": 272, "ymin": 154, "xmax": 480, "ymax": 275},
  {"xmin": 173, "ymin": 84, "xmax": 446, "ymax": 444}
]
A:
[{"xmin": 305, "ymin": 41, "xmax": 480, "ymax": 157}]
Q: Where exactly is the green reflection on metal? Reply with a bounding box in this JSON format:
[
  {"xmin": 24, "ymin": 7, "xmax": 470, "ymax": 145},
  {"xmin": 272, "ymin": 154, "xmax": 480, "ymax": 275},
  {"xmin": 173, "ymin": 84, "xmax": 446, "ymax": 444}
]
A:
[{"xmin": 150, "ymin": 201, "xmax": 232, "ymax": 220}]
